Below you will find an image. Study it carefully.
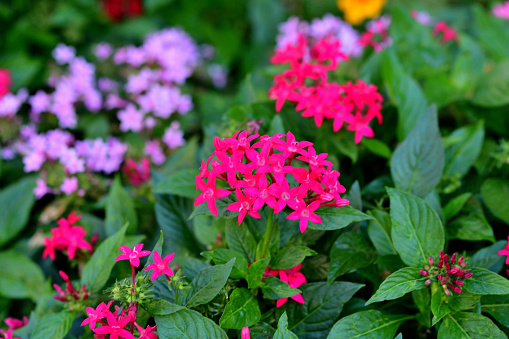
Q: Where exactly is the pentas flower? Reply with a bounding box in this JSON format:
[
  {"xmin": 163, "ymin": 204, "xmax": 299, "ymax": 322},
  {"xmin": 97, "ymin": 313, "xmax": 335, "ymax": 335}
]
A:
[
  {"xmin": 4, "ymin": 317, "xmax": 27, "ymax": 331},
  {"xmin": 0, "ymin": 69, "xmax": 11, "ymax": 99},
  {"xmin": 134, "ymin": 323, "xmax": 158, "ymax": 339},
  {"xmin": 0, "ymin": 329, "xmax": 20, "ymax": 339},
  {"xmin": 53, "ymin": 270, "xmax": 90, "ymax": 302},
  {"xmin": 266, "ymin": 264, "xmax": 307, "ymax": 307},
  {"xmin": 419, "ymin": 251, "xmax": 473, "ymax": 296},
  {"xmin": 241, "ymin": 327, "xmax": 251, "ymax": 339},
  {"xmin": 194, "ymin": 131, "xmax": 349, "ymax": 232},
  {"xmin": 359, "ymin": 16, "xmax": 392, "ymax": 53},
  {"xmin": 81, "ymin": 302, "xmax": 113, "ymax": 330},
  {"xmin": 498, "ymin": 236, "xmax": 509, "ymax": 264},
  {"xmin": 116, "ymin": 244, "xmax": 151, "ymax": 267},
  {"xmin": 269, "ymin": 35, "xmax": 383, "ymax": 143},
  {"xmin": 123, "ymin": 158, "xmax": 151, "ymax": 187},
  {"xmin": 493, "ymin": 1, "xmax": 509, "ymax": 19},
  {"xmin": 42, "ymin": 211, "xmax": 93, "ymax": 260},
  {"xmin": 144, "ymin": 250, "xmax": 175, "ymax": 281},
  {"xmin": 433, "ymin": 21, "xmax": 458, "ymax": 44},
  {"xmin": 93, "ymin": 312, "xmax": 134, "ymax": 339}
]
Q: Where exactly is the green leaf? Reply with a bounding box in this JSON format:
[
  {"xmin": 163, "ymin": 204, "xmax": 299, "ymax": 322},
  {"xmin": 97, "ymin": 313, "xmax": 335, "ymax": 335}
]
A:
[
  {"xmin": 448, "ymin": 291, "xmax": 481, "ymax": 312},
  {"xmin": 472, "ymin": 60, "xmax": 509, "ymax": 107},
  {"xmin": 309, "ymin": 206, "xmax": 373, "ymax": 231},
  {"xmin": 202, "ymin": 249, "xmax": 248, "ymax": 279},
  {"xmin": 366, "ymin": 267, "xmax": 427, "ymax": 305},
  {"xmin": 388, "ymin": 188, "xmax": 445, "ymax": 267},
  {"xmin": 443, "ymin": 121, "xmax": 485, "ymax": 177},
  {"xmin": 247, "ymin": 257, "xmax": 270, "ymax": 289},
  {"xmin": 153, "ymin": 169, "xmax": 200, "ymax": 199},
  {"xmin": 184, "ymin": 259, "xmax": 234, "ymax": 308},
  {"xmin": 481, "ymin": 294, "xmax": 509, "ymax": 327},
  {"xmin": 438, "ymin": 312, "xmax": 507, "ymax": 339},
  {"xmin": 382, "ymin": 48, "xmax": 428, "ymax": 140},
  {"xmin": 261, "ymin": 276, "xmax": 301, "ymax": 300},
  {"xmin": 273, "ymin": 312, "xmax": 298, "ymax": 339},
  {"xmin": 31, "ymin": 311, "xmax": 75, "ymax": 339},
  {"xmin": 471, "ymin": 241, "xmax": 506, "ymax": 273},
  {"xmin": 0, "ymin": 176, "xmax": 36, "ymax": 246},
  {"xmin": 480, "ymin": 178, "xmax": 509, "ymax": 225},
  {"xmin": 463, "ymin": 268, "xmax": 509, "ymax": 295},
  {"xmin": 327, "ymin": 310, "xmax": 412, "ymax": 339},
  {"xmin": 448, "ymin": 196, "xmax": 495, "ymax": 243},
  {"xmin": 473, "ymin": 5, "xmax": 509, "ymax": 61},
  {"xmin": 161, "ymin": 138, "xmax": 199, "ymax": 176},
  {"xmin": 431, "ymin": 290, "xmax": 452, "ymax": 325},
  {"xmin": 225, "ymin": 219, "xmax": 257, "ymax": 263},
  {"xmin": 271, "ymin": 246, "xmax": 317, "ymax": 270},
  {"xmin": 367, "ymin": 209, "xmax": 397, "ymax": 256},
  {"xmin": 328, "ymin": 232, "xmax": 377, "ymax": 283},
  {"xmin": 412, "ymin": 289, "xmax": 431, "ymax": 328},
  {"xmin": 0, "ymin": 250, "xmax": 45, "ymax": 301},
  {"xmin": 105, "ymin": 176, "xmax": 137, "ymax": 236},
  {"xmin": 269, "ymin": 115, "xmax": 286, "ymax": 135},
  {"xmin": 143, "ymin": 299, "xmax": 185, "ymax": 316},
  {"xmin": 219, "ymin": 288, "xmax": 260, "ymax": 329},
  {"xmin": 82, "ymin": 225, "xmax": 127, "ymax": 293},
  {"xmin": 286, "ymin": 282, "xmax": 364, "ymax": 338},
  {"xmin": 443, "ymin": 193, "xmax": 472, "ymax": 221},
  {"xmin": 390, "ymin": 105, "xmax": 444, "ymax": 197},
  {"xmin": 362, "ymin": 138, "xmax": 392, "ymax": 159},
  {"xmin": 155, "ymin": 309, "xmax": 228, "ymax": 339}
]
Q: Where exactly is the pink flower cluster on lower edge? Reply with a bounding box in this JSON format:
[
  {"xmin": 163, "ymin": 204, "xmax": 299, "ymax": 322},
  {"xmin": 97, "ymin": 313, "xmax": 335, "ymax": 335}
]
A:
[
  {"xmin": 265, "ymin": 264, "xmax": 307, "ymax": 307},
  {"xmin": 42, "ymin": 211, "xmax": 95, "ymax": 260},
  {"xmin": 0, "ymin": 316, "xmax": 28, "ymax": 339},
  {"xmin": 81, "ymin": 302, "xmax": 157, "ymax": 339},
  {"xmin": 269, "ymin": 35, "xmax": 383, "ymax": 144},
  {"xmin": 493, "ymin": 1, "xmax": 509, "ymax": 19},
  {"xmin": 419, "ymin": 251, "xmax": 473, "ymax": 296},
  {"xmin": 194, "ymin": 131, "xmax": 350, "ymax": 232}
]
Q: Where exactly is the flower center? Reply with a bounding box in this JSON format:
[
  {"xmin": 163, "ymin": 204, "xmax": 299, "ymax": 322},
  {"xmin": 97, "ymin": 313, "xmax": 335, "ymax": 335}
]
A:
[
  {"xmin": 129, "ymin": 250, "xmax": 138, "ymax": 259},
  {"xmin": 301, "ymin": 209, "xmax": 309, "ymax": 218},
  {"xmin": 310, "ymin": 156, "xmax": 318, "ymax": 167},
  {"xmin": 242, "ymin": 201, "xmax": 250, "ymax": 210},
  {"xmin": 204, "ymin": 188, "xmax": 214, "ymax": 199},
  {"xmin": 260, "ymin": 189, "xmax": 268, "ymax": 199},
  {"xmin": 157, "ymin": 263, "xmax": 166, "ymax": 271},
  {"xmin": 281, "ymin": 192, "xmax": 290, "ymax": 200}
]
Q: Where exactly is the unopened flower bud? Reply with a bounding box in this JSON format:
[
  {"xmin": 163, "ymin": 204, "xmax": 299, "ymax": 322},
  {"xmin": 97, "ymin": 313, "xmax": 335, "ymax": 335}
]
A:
[
  {"xmin": 425, "ymin": 279, "xmax": 432, "ymax": 285},
  {"xmin": 59, "ymin": 271, "xmax": 69, "ymax": 282},
  {"xmin": 453, "ymin": 280, "xmax": 464, "ymax": 286},
  {"xmin": 429, "ymin": 256, "xmax": 434, "ymax": 266},
  {"xmin": 450, "ymin": 253, "xmax": 457, "ymax": 263},
  {"xmin": 464, "ymin": 273, "xmax": 473, "ymax": 279},
  {"xmin": 419, "ymin": 270, "xmax": 429, "ymax": 276}
]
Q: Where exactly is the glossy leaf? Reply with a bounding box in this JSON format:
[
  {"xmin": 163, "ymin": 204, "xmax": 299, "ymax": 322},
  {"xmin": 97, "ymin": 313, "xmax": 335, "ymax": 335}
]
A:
[
  {"xmin": 367, "ymin": 209, "xmax": 396, "ymax": 256},
  {"xmin": 0, "ymin": 250, "xmax": 45, "ymax": 301},
  {"xmin": 143, "ymin": 299, "xmax": 185, "ymax": 316},
  {"xmin": 31, "ymin": 311, "xmax": 75, "ymax": 339},
  {"xmin": 443, "ymin": 121, "xmax": 485, "ymax": 177},
  {"xmin": 472, "ymin": 60, "xmax": 509, "ymax": 107},
  {"xmin": 247, "ymin": 257, "xmax": 270, "ymax": 289},
  {"xmin": 202, "ymin": 248, "xmax": 248, "ymax": 279},
  {"xmin": 225, "ymin": 218, "xmax": 258, "ymax": 263},
  {"xmin": 443, "ymin": 193, "xmax": 472, "ymax": 221},
  {"xmin": 153, "ymin": 169, "xmax": 200, "ymax": 199},
  {"xmin": 438, "ymin": 312, "xmax": 507, "ymax": 339},
  {"xmin": 470, "ymin": 241, "xmax": 506, "ymax": 273},
  {"xmin": 481, "ymin": 294, "xmax": 509, "ymax": 327},
  {"xmin": 481, "ymin": 178, "xmax": 509, "ymax": 225},
  {"xmin": 155, "ymin": 309, "xmax": 228, "ymax": 339},
  {"xmin": 219, "ymin": 288, "xmax": 260, "ymax": 329},
  {"xmin": 463, "ymin": 268, "xmax": 509, "ymax": 295},
  {"xmin": 273, "ymin": 312, "xmax": 298, "ymax": 339},
  {"xmin": 105, "ymin": 176, "xmax": 137, "ymax": 236},
  {"xmin": 261, "ymin": 276, "xmax": 301, "ymax": 300},
  {"xmin": 366, "ymin": 267, "xmax": 427, "ymax": 305},
  {"xmin": 271, "ymin": 246, "xmax": 317, "ymax": 270},
  {"xmin": 310, "ymin": 206, "xmax": 373, "ymax": 231}
]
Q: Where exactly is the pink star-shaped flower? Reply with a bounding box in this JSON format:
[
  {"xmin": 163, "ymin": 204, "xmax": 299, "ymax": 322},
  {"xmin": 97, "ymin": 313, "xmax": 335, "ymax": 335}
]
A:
[
  {"xmin": 226, "ymin": 188, "xmax": 261, "ymax": 225},
  {"xmin": 115, "ymin": 244, "xmax": 151, "ymax": 267},
  {"xmin": 134, "ymin": 323, "xmax": 158, "ymax": 339},
  {"xmin": 286, "ymin": 200, "xmax": 322, "ymax": 233},
  {"xmin": 144, "ymin": 250, "xmax": 175, "ymax": 281},
  {"xmin": 93, "ymin": 312, "xmax": 134, "ymax": 339},
  {"xmin": 194, "ymin": 176, "xmax": 231, "ymax": 216},
  {"xmin": 276, "ymin": 265, "xmax": 307, "ymax": 307},
  {"xmin": 498, "ymin": 236, "xmax": 509, "ymax": 265}
]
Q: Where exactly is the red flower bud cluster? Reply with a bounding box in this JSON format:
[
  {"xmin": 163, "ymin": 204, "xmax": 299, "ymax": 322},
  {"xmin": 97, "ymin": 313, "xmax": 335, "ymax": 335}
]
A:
[
  {"xmin": 433, "ymin": 21, "xmax": 458, "ymax": 44},
  {"xmin": 54, "ymin": 271, "xmax": 90, "ymax": 303},
  {"xmin": 194, "ymin": 130, "xmax": 350, "ymax": 232},
  {"xmin": 420, "ymin": 251, "xmax": 473, "ymax": 296},
  {"xmin": 42, "ymin": 211, "xmax": 95, "ymax": 261},
  {"xmin": 123, "ymin": 158, "xmax": 151, "ymax": 186},
  {"xmin": 269, "ymin": 35, "xmax": 383, "ymax": 144}
]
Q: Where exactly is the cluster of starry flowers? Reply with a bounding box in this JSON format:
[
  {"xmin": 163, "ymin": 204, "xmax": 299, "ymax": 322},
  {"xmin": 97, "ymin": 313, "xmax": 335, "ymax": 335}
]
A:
[
  {"xmin": 0, "ymin": 316, "xmax": 28, "ymax": 339},
  {"xmin": 269, "ymin": 34, "xmax": 383, "ymax": 143},
  {"xmin": 42, "ymin": 212, "xmax": 95, "ymax": 261},
  {"xmin": 358, "ymin": 15, "xmax": 392, "ymax": 53},
  {"xmin": 419, "ymin": 251, "xmax": 473, "ymax": 296},
  {"xmin": 194, "ymin": 130, "xmax": 350, "ymax": 232}
]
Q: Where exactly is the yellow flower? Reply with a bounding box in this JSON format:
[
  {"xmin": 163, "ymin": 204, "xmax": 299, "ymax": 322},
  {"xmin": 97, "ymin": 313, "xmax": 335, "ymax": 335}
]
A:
[{"xmin": 337, "ymin": 0, "xmax": 387, "ymax": 25}]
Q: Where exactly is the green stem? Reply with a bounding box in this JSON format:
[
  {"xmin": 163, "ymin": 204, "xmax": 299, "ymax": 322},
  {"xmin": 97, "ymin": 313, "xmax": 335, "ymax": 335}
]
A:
[{"xmin": 257, "ymin": 209, "xmax": 275, "ymax": 260}]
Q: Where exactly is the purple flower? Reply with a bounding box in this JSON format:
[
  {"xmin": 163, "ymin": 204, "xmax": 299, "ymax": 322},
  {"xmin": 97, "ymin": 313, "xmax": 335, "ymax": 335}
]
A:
[
  {"xmin": 0, "ymin": 92, "xmax": 25, "ymax": 118},
  {"xmin": 23, "ymin": 151, "xmax": 45, "ymax": 172},
  {"xmin": 162, "ymin": 121, "xmax": 185, "ymax": 149},
  {"xmin": 207, "ymin": 64, "xmax": 228, "ymax": 89},
  {"xmin": 118, "ymin": 104, "xmax": 144, "ymax": 132},
  {"xmin": 52, "ymin": 44, "xmax": 76, "ymax": 65},
  {"xmin": 60, "ymin": 177, "xmax": 78, "ymax": 195},
  {"xmin": 29, "ymin": 90, "xmax": 51, "ymax": 115},
  {"xmin": 144, "ymin": 140, "xmax": 165, "ymax": 165},
  {"xmin": 34, "ymin": 178, "xmax": 51, "ymax": 199},
  {"xmin": 94, "ymin": 42, "xmax": 113, "ymax": 60}
]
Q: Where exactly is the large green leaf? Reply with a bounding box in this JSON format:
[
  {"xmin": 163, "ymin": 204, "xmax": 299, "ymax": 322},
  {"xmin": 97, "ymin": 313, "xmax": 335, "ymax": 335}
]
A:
[
  {"xmin": 472, "ymin": 60, "xmax": 509, "ymax": 107},
  {"xmin": 309, "ymin": 206, "xmax": 373, "ymax": 231},
  {"xmin": 286, "ymin": 282, "xmax": 364, "ymax": 338},
  {"xmin": 431, "ymin": 290, "xmax": 452, "ymax": 325},
  {"xmin": 473, "ymin": 5, "xmax": 509, "ymax": 61},
  {"xmin": 0, "ymin": 176, "xmax": 36, "ymax": 246},
  {"xmin": 448, "ymin": 196, "xmax": 495, "ymax": 243},
  {"xmin": 388, "ymin": 188, "xmax": 445, "ymax": 267},
  {"xmin": 481, "ymin": 295, "xmax": 509, "ymax": 327},
  {"xmin": 273, "ymin": 312, "xmax": 298, "ymax": 339},
  {"xmin": 153, "ymin": 169, "xmax": 200, "ymax": 199},
  {"xmin": 328, "ymin": 232, "xmax": 377, "ymax": 283},
  {"xmin": 443, "ymin": 121, "xmax": 485, "ymax": 178},
  {"xmin": 219, "ymin": 288, "xmax": 260, "ymax": 329},
  {"xmin": 471, "ymin": 241, "xmax": 506, "ymax": 273},
  {"xmin": 261, "ymin": 276, "xmax": 301, "ymax": 300},
  {"xmin": 202, "ymin": 249, "xmax": 248, "ymax": 279},
  {"xmin": 463, "ymin": 268, "xmax": 509, "ymax": 295},
  {"xmin": 155, "ymin": 309, "xmax": 228, "ymax": 339},
  {"xmin": 443, "ymin": 193, "xmax": 472, "ymax": 221},
  {"xmin": 382, "ymin": 48, "xmax": 428, "ymax": 140},
  {"xmin": 0, "ymin": 250, "xmax": 45, "ymax": 301},
  {"xmin": 327, "ymin": 310, "xmax": 412, "ymax": 339},
  {"xmin": 31, "ymin": 311, "xmax": 75, "ymax": 339},
  {"xmin": 184, "ymin": 259, "xmax": 234, "ymax": 308},
  {"xmin": 105, "ymin": 176, "xmax": 137, "ymax": 236},
  {"xmin": 225, "ymin": 219, "xmax": 257, "ymax": 263},
  {"xmin": 438, "ymin": 312, "xmax": 507, "ymax": 339},
  {"xmin": 247, "ymin": 257, "xmax": 270, "ymax": 289},
  {"xmin": 366, "ymin": 267, "xmax": 427, "ymax": 305},
  {"xmin": 481, "ymin": 178, "xmax": 509, "ymax": 225},
  {"xmin": 82, "ymin": 225, "xmax": 127, "ymax": 293},
  {"xmin": 271, "ymin": 246, "xmax": 317, "ymax": 270},
  {"xmin": 143, "ymin": 299, "xmax": 185, "ymax": 316},
  {"xmin": 390, "ymin": 105, "xmax": 444, "ymax": 197},
  {"xmin": 367, "ymin": 209, "xmax": 396, "ymax": 256},
  {"xmin": 412, "ymin": 288, "xmax": 431, "ymax": 328}
]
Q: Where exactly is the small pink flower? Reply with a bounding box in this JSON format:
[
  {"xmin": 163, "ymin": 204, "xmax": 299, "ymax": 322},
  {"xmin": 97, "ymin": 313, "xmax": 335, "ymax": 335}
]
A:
[
  {"xmin": 194, "ymin": 176, "xmax": 231, "ymax": 216},
  {"xmin": 241, "ymin": 326, "xmax": 251, "ymax": 339},
  {"xmin": 134, "ymin": 323, "xmax": 158, "ymax": 339},
  {"xmin": 144, "ymin": 250, "xmax": 175, "ymax": 281},
  {"xmin": 92, "ymin": 312, "xmax": 134, "ymax": 339},
  {"xmin": 116, "ymin": 244, "xmax": 151, "ymax": 267},
  {"xmin": 4, "ymin": 317, "xmax": 28, "ymax": 330},
  {"xmin": 286, "ymin": 200, "xmax": 322, "ymax": 233},
  {"xmin": 81, "ymin": 302, "xmax": 113, "ymax": 330},
  {"xmin": 498, "ymin": 236, "xmax": 509, "ymax": 264},
  {"xmin": 493, "ymin": 1, "xmax": 509, "ymax": 19},
  {"xmin": 0, "ymin": 69, "xmax": 11, "ymax": 99},
  {"xmin": 276, "ymin": 264, "xmax": 307, "ymax": 307}
]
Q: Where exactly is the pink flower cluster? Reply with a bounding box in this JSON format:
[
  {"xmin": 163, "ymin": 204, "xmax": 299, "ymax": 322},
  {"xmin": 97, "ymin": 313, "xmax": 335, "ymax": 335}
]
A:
[
  {"xmin": 265, "ymin": 264, "xmax": 307, "ymax": 307},
  {"xmin": 0, "ymin": 316, "xmax": 28, "ymax": 339},
  {"xmin": 81, "ymin": 301, "xmax": 157, "ymax": 339},
  {"xmin": 269, "ymin": 35, "xmax": 383, "ymax": 143},
  {"xmin": 123, "ymin": 158, "xmax": 151, "ymax": 187},
  {"xmin": 419, "ymin": 251, "xmax": 473, "ymax": 296},
  {"xmin": 433, "ymin": 21, "xmax": 458, "ymax": 44},
  {"xmin": 493, "ymin": 1, "xmax": 509, "ymax": 19},
  {"xmin": 194, "ymin": 131, "xmax": 350, "ymax": 232},
  {"xmin": 0, "ymin": 69, "xmax": 10, "ymax": 99},
  {"xmin": 115, "ymin": 244, "xmax": 175, "ymax": 282},
  {"xmin": 359, "ymin": 16, "xmax": 392, "ymax": 53},
  {"xmin": 53, "ymin": 270, "xmax": 90, "ymax": 302},
  {"xmin": 42, "ymin": 212, "xmax": 94, "ymax": 260}
]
